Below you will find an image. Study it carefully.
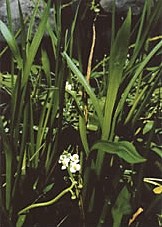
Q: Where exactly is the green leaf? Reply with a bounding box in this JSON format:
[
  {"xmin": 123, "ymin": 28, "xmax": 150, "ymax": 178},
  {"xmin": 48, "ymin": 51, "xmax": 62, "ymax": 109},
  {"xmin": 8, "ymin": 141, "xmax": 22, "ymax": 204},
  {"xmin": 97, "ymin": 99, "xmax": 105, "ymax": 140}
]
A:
[
  {"xmin": 0, "ymin": 73, "xmax": 16, "ymax": 92},
  {"xmin": 41, "ymin": 49, "xmax": 51, "ymax": 86},
  {"xmin": 66, "ymin": 90, "xmax": 84, "ymax": 117},
  {"xmin": 91, "ymin": 140, "xmax": 146, "ymax": 164},
  {"xmin": 5, "ymin": 0, "xmax": 13, "ymax": 32},
  {"xmin": 22, "ymin": 0, "xmax": 51, "ymax": 87},
  {"xmin": 151, "ymin": 143, "xmax": 162, "ymax": 159},
  {"xmin": 79, "ymin": 116, "xmax": 90, "ymax": 156},
  {"xmin": 128, "ymin": 0, "xmax": 162, "ymax": 69},
  {"xmin": 95, "ymin": 9, "xmax": 131, "ymax": 177},
  {"xmin": 0, "ymin": 20, "xmax": 22, "ymax": 68},
  {"xmin": 102, "ymin": 9, "xmax": 131, "ymax": 140},
  {"xmin": 0, "ymin": 117, "xmax": 12, "ymax": 210},
  {"xmin": 26, "ymin": 0, "xmax": 42, "ymax": 46},
  {"xmin": 112, "ymin": 186, "xmax": 132, "ymax": 227},
  {"xmin": 63, "ymin": 52, "xmax": 103, "ymax": 126},
  {"xmin": 143, "ymin": 120, "xmax": 154, "ymax": 135},
  {"xmin": 115, "ymin": 39, "xmax": 162, "ymax": 127},
  {"xmin": 16, "ymin": 214, "xmax": 26, "ymax": 227},
  {"xmin": 43, "ymin": 183, "xmax": 54, "ymax": 193}
]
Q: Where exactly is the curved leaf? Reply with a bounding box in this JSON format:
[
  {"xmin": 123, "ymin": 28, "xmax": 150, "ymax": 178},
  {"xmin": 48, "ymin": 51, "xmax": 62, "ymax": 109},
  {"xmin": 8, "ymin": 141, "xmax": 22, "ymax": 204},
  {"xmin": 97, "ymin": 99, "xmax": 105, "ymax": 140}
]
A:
[
  {"xmin": 91, "ymin": 140, "xmax": 146, "ymax": 164},
  {"xmin": 62, "ymin": 52, "xmax": 103, "ymax": 127},
  {"xmin": 0, "ymin": 20, "xmax": 22, "ymax": 68}
]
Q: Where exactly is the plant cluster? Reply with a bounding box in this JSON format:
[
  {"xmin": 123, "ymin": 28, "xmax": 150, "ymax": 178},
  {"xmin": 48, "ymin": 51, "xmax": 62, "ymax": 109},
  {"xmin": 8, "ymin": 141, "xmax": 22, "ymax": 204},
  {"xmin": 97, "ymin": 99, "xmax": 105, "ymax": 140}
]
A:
[{"xmin": 0, "ymin": 0, "xmax": 162, "ymax": 227}]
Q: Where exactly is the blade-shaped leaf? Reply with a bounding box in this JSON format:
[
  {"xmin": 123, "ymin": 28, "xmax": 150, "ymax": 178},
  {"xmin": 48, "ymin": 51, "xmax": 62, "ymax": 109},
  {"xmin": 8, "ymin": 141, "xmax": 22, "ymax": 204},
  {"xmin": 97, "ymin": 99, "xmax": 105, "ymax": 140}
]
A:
[
  {"xmin": 41, "ymin": 49, "xmax": 51, "ymax": 86},
  {"xmin": 16, "ymin": 214, "xmax": 26, "ymax": 227},
  {"xmin": 63, "ymin": 52, "xmax": 103, "ymax": 126},
  {"xmin": 0, "ymin": 20, "xmax": 22, "ymax": 68},
  {"xmin": 79, "ymin": 116, "xmax": 90, "ymax": 156},
  {"xmin": 112, "ymin": 186, "xmax": 132, "ymax": 227},
  {"xmin": 102, "ymin": 9, "xmax": 131, "ymax": 140},
  {"xmin": 0, "ymin": 117, "xmax": 12, "ymax": 211},
  {"xmin": 151, "ymin": 143, "xmax": 162, "ymax": 159},
  {"xmin": 91, "ymin": 140, "xmax": 146, "ymax": 164},
  {"xmin": 22, "ymin": 0, "xmax": 51, "ymax": 87},
  {"xmin": 95, "ymin": 9, "xmax": 131, "ymax": 177}
]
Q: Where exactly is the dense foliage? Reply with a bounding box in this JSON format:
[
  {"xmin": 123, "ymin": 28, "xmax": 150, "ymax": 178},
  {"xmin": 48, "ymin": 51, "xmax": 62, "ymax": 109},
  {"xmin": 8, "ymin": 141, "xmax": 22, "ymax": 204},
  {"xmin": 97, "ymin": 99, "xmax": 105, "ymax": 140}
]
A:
[{"xmin": 0, "ymin": 0, "xmax": 162, "ymax": 227}]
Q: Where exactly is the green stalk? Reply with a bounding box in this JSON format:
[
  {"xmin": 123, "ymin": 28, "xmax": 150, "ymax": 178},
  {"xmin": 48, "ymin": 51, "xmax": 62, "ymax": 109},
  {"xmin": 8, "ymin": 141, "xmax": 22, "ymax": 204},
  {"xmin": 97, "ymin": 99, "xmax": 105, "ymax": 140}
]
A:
[
  {"xmin": 18, "ymin": 180, "xmax": 77, "ymax": 215},
  {"xmin": 5, "ymin": 0, "xmax": 13, "ymax": 33}
]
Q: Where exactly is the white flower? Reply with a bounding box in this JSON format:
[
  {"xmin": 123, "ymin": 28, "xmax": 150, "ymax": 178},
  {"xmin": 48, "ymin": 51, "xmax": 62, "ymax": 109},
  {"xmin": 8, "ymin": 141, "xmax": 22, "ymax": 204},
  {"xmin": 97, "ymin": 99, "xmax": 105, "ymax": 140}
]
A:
[
  {"xmin": 59, "ymin": 152, "xmax": 81, "ymax": 173},
  {"xmin": 61, "ymin": 159, "xmax": 70, "ymax": 170},
  {"xmin": 70, "ymin": 162, "xmax": 81, "ymax": 173},
  {"xmin": 59, "ymin": 152, "xmax": 71, "ymax": 170},
  {"xmin": 65, "ymin": 82, "xmax": 72, "ymax": 91},
  {"xmin": 60, "ymin": 164, "xmax": 67, "ymax": 170},
  {"xmin": 70, "ymin": 154, "xmax": 79, "ymax": 163},
  {"xmin": 58, "ymin": 154, "xmax": 66, "ymax": 163}
]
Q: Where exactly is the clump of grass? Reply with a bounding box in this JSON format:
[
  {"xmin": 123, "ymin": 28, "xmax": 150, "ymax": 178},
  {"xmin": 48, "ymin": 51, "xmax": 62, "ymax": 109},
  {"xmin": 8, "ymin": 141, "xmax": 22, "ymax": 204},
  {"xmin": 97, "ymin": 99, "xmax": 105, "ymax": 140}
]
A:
[{"xmin": 0, "ymin": 0, "xmax": 162, "ymax": 227}]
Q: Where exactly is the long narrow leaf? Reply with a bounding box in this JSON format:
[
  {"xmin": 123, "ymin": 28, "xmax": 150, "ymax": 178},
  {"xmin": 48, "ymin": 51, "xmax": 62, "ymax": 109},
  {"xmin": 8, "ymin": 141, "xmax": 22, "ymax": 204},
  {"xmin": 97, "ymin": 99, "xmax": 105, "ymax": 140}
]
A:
[
  {"xmin": 102, "ymin": 9, "xmax": 131, "ymax": 140},
  {"xmin": 111, "ymin": 40, "xmax": 162, "ymax": 139},
  {"xmin": 22, "ymin": 0, "xmax": 51, "ymax": 87},
  {"xmin": 0, "ymin": 118, "xmax": 12, "ymax": 211},
  {"xmin": 0, "ymin": 20, "xmax": 22, "ymax": 68},
  {"xmin": 63, "ymin": 52, "xmax": 103, "ymax": 126},
  {"xmin": 26, "ymin": 0, "xmax": 41, "ymax": 50},
  {"xmin": 128, "ymin": 0, "xmax": 162, "ymax": 69},
  {"xmin": 95, "ymin": 9, "xmax": 131, "ymax": 177},
  {"xmin": 79, "ymin": 116, "xmax": 90, "ymax": 156}
]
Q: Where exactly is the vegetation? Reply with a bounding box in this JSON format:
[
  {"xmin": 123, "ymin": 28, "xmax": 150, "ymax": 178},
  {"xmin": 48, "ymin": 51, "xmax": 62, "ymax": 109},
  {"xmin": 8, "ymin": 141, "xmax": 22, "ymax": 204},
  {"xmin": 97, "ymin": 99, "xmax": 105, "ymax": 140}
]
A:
[{"xmin": 0, "ymin": 0, "xmax": 162, "ymax": 227}]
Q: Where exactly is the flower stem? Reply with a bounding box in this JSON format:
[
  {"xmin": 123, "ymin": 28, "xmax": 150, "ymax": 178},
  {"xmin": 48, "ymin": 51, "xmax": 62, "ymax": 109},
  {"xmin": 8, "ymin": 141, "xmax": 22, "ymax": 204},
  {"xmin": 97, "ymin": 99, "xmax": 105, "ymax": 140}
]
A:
[{"xmin": 18, "ymin": 181, "xmax": 77, "ymax": 215}]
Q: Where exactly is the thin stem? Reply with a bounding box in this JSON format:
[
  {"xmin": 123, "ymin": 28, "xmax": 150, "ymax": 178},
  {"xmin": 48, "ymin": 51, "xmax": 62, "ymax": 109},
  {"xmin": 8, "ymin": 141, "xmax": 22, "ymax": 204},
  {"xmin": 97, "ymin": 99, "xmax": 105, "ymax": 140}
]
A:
[
  {"xmin": 84, "ymin": 21, "xmax": 96, "ymax": 122},
  {"xmin": 18, "ymin": 181, "xmax": 77, "ymax": 215},
  {"xmin": 86, "ymin": 22, "xmax": 96, "ymax": 83}
]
